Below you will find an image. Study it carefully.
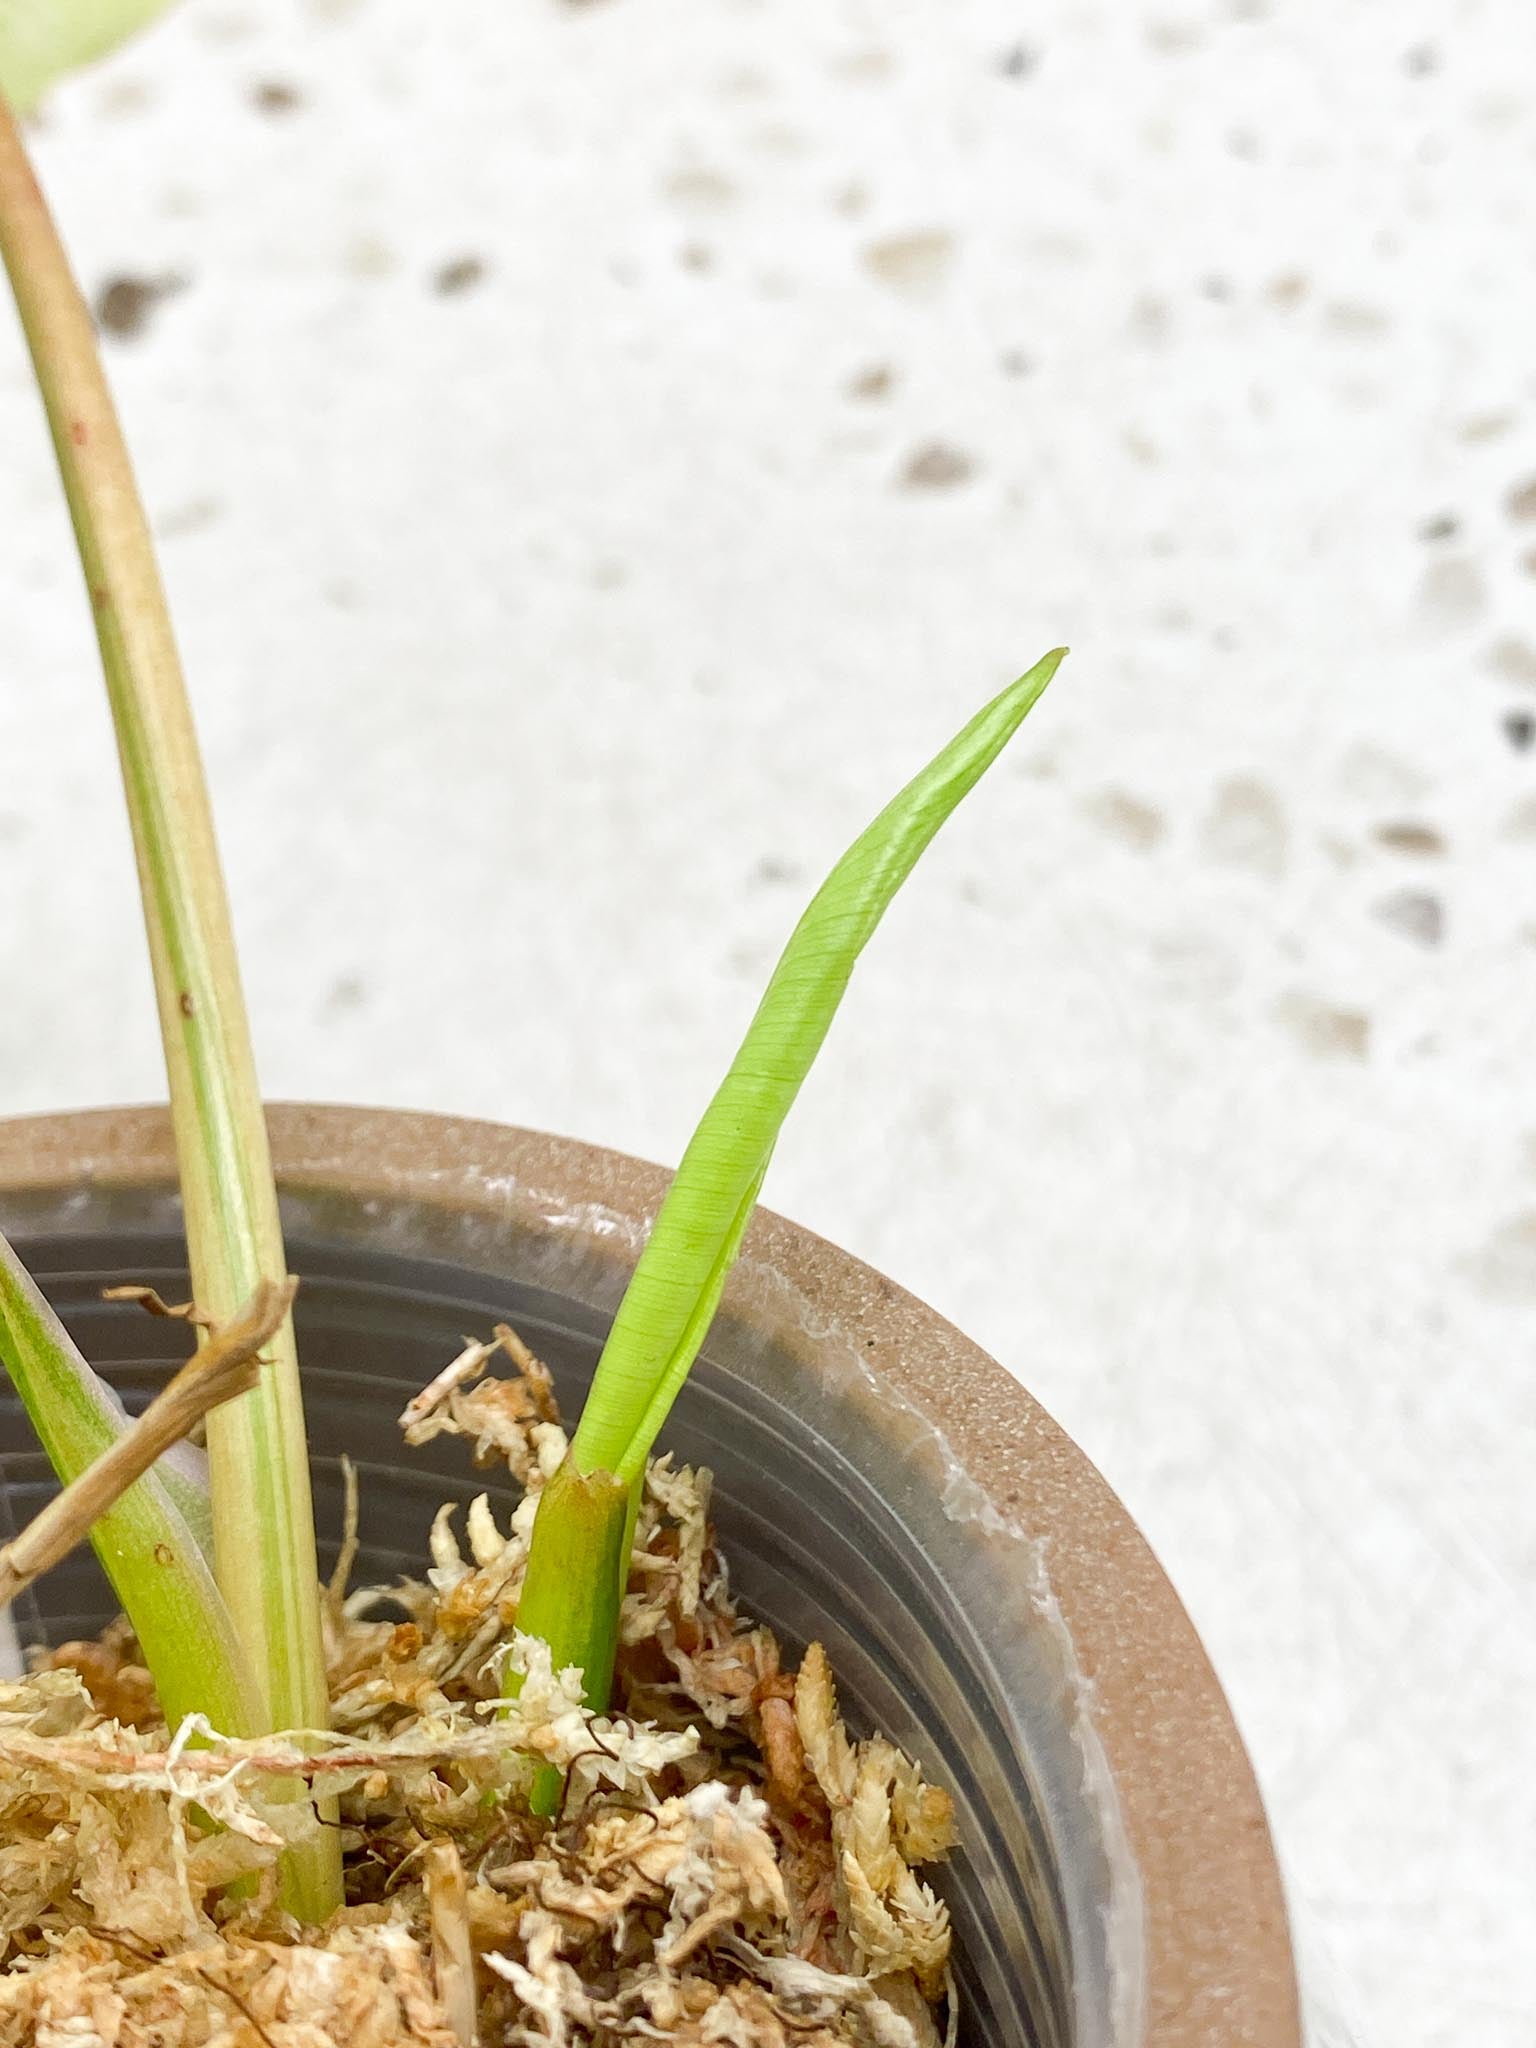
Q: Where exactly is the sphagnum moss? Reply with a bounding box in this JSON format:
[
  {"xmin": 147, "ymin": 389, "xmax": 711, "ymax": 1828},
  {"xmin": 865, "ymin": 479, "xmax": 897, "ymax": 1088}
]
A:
[{"xmin": 3, "ymin": 1341, "xmax": 965, "ymax": 2046}]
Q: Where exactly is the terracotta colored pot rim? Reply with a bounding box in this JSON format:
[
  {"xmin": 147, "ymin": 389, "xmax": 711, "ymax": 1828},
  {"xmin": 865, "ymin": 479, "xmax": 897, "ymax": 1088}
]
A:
[{"xmin": 0, "ymin": 1103, "xmax": 1298, "ymax": 2048}]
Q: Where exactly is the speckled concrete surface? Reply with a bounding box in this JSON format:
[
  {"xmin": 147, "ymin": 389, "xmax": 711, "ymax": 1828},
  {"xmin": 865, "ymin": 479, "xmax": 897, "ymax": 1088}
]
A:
[{"xmin": 0, "ymin": 4, "xmax": 1531, "ymax": 2042}]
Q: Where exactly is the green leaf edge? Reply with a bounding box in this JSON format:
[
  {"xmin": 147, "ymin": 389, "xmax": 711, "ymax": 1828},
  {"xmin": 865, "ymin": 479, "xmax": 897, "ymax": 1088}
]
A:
[
  {"xmin": 0, "ymin": 1228, "xmax": 260, "ymax": 1735},
  {"xmin": 0, "ymin": 1, "xmax": 182, "ymax": 114}
]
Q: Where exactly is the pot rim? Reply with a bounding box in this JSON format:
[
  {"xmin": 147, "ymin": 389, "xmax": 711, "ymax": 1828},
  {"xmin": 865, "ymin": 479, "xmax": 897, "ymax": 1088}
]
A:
[{"xmin": 0, "ymin": 1102, "xmax": 1299, "ymax": 2048}]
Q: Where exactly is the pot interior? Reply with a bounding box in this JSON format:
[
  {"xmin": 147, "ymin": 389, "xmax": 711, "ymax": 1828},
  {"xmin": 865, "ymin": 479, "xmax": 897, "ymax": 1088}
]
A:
[{"xmin": 0, "ymin": 1201, "xmax": 1136, "ymax": 2048}]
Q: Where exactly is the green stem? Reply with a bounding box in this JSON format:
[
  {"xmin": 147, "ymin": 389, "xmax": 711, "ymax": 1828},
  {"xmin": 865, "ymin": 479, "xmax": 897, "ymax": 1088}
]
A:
[
  {"xmin": 0, "ymin": 95, "xmax": 338, "ymax": 1920},
  {"xmin": 512, "ymin": 1462, "xmax": 629, "ymax": 1815}
]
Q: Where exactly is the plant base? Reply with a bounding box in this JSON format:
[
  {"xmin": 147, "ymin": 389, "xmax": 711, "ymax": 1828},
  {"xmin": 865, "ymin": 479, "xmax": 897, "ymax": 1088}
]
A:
[{"xmin": 0, "ymin": 1329, "xmax": 958, "ymax": 2048}]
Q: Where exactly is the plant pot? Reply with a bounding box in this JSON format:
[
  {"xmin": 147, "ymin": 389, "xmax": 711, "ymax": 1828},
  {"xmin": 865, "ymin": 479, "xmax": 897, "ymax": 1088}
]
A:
[{"xmin": 0, "ymin": 1105, "xmax": 1298, "ymax": 2048}]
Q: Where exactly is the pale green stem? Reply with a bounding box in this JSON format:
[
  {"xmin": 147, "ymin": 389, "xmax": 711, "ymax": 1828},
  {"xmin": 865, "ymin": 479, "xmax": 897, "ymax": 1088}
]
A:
[{"xmin": 0, "ymin": 96, "xmax": 338, "ymax": 1919}]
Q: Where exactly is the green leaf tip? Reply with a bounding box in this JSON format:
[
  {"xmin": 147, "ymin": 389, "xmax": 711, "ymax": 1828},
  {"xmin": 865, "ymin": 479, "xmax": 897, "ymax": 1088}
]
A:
[
  {"xmin": 571, "ymin": 647, "xmax": 1065, "ymax": 1491},
  {"xmin": 0, "ymin": 1, "xmax": 182, "ymax": 113}
]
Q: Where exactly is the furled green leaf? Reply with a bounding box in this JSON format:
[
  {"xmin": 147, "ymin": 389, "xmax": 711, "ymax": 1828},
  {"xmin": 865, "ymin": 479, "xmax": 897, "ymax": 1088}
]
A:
[
  {"xmin": 570, "ymin": 650, "xmax": 1065, "ymax": 1489},
  {"xmin": 516, "ymin": 653, "xmax": 1063, "ymax": 1744}
]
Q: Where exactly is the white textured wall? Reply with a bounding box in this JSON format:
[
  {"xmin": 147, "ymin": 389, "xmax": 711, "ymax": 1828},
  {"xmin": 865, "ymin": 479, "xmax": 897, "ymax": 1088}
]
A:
[{"xmin": 2, "ymin": 4, "xmax": 1531, "ymax": 2042}]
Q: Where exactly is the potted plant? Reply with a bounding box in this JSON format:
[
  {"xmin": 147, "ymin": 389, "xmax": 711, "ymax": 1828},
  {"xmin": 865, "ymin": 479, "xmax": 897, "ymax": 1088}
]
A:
[{"xmin": 0, "ymin": 36, "xmax": 1300, "ymax": 2048}]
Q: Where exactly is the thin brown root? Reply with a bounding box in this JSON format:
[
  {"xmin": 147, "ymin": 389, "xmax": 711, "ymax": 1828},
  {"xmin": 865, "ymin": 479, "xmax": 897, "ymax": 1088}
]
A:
[
  {"xmin": 327, "ymin": 1453, "xmax": 361, "ymax": 1619},
  {"xmin": 101, "ymin": 1285, "xmax": 215, "ymax": 1326},
  {"xmin": 98, "ymin": 1930, "xmax": 282, "ymax": 2048}
]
